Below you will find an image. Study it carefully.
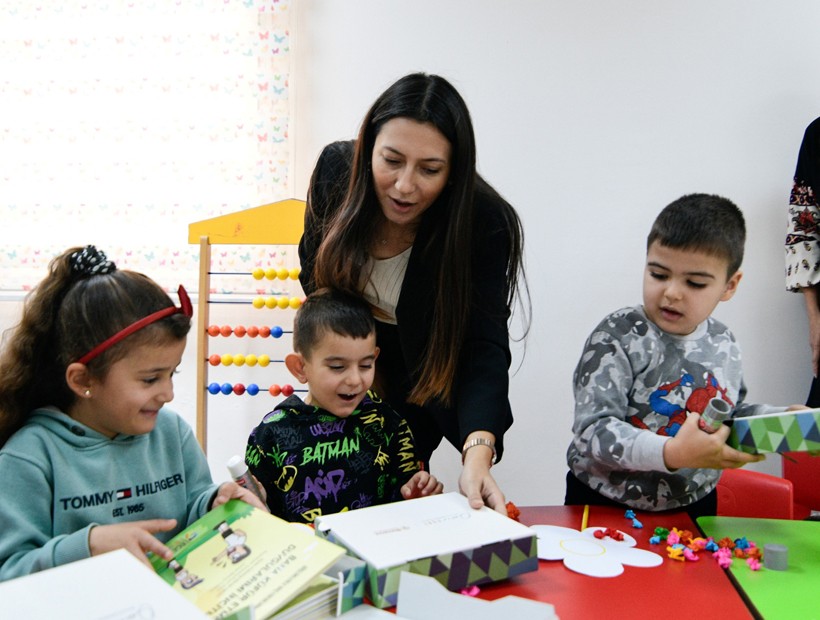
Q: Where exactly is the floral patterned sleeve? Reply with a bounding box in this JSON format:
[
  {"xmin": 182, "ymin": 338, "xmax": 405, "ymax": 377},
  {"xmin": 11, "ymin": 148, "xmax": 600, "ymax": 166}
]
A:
[{"xmin": 786, "ymin": 180, "xmax": 820, "ymax": 291}]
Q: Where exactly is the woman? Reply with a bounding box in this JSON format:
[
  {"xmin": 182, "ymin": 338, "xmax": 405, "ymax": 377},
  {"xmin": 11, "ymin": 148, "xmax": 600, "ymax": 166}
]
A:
[
  {"xmin": 299, "ymin": 73, "xmax": 528, "ymax": 512},
  {"xmin": 786, "ymin": 116, "xmax": 820, "ymax": 406}
]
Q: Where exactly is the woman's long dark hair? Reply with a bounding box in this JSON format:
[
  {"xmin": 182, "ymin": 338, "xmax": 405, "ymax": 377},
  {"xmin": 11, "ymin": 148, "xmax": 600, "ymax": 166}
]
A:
[{"xmin": 313, "ymin": 73, "xmax": 525, "ymax": 405}]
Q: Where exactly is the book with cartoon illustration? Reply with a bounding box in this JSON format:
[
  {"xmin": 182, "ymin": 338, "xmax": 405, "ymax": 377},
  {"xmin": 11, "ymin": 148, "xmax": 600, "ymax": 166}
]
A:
[{"xmin": 149, "ymin": 500, "xmax": 346, "ymax": 619}]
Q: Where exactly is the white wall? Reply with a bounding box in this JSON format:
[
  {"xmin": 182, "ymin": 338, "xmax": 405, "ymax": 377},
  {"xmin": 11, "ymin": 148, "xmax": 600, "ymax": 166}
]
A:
[
  {"xmin": 3, "ymin": 1, "xmax": 819, "ymax": 508},
  {"xmin": 290, "ymin": 0, "xmax": 820, "ymax": 505}
]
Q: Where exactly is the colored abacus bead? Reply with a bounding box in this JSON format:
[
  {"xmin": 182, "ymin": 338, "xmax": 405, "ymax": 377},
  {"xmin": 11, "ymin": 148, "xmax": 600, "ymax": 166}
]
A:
[
  {"xmin": 269, "ymin": 384, "xmax": 282, "ymax": 396},
  {"xmin": 220, "ymin": 325, "xmax": 232, "ymax": 337},
  {"xmin": 265, "ymin": 297, "xmax": 277, "ymax": 309},
  {"xmin": 221, "ymin": 354, "xmax": 233, "ymax": 366},
  {"xmin": 232, "ymin": 383, "xmax": 246, "ymax": 395},
  {"xmin": 289, "ymin": 297, "xmax": 302, "ymax": 310},
  {"xmin": 277, "ymin": 297, "xmax": 289, "ymax": 309},
  {"xmin": 208, "ymin": 382, "xmax": 222, "ymax": 395},
  {"xmin": 289, "ymin": 267, "xmax": 300, "ymax": 280},
  {"xmin": 245, "ymin": 354, "xmax": 258, "ymax": 366},
  {"xmin": 258, "ymin": 354, "xmax": 270, "ymax": 367},
  {"xmin": 252, "ymin": 297, "xmax": 265, "ymax": 309},
  {"xmin": 270, "ymin": 326, "xmax": 284, "ymax": 338},
  {"xmin": 259, "ymin": 325, "xmax": 271, "ymax": 338},
  {"xmin": 247, "ymin": 326, "xmax": 259, "ymax": 337},
  {"xmin": 233, "ymin": 354, "xmax": 246, "ymax": 367},
  {"xmin": 220, "ymin": 383, "xmax": 233, "ymax": 395},
  {"xmin": 277, "ymin": 267, "xmax": 289, "ymax": 280},
  {"xmin": 252, "ymin": 267, "xmax": 265, "ymax": 280},
  {"xmin": 264, "ymin": 268, "xmax": 277, "ymax": 280},
  {"xmin": 207, "ymin": 324, "xmax": 221, "ymax": 337},
  {"xmin": 208, "ymin": 354, "xmax": 222, "ymax": 366},
  {"xmin": 247, "ymin": 383, "xmax": 260, "ymax": 396},
  {"xmin": 233, "ymin": 325, "xmax": 247, "ymax": 337},
  {"xmin": 281, "ymin": 384, "xmax": 294, "ymax": 396}
]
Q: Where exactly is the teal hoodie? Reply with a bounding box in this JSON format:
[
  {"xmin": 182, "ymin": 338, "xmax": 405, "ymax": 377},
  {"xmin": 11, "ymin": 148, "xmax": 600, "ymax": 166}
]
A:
[{"xmin": 0, "ymin": 407, "xmax": 218, "ymax": 581}]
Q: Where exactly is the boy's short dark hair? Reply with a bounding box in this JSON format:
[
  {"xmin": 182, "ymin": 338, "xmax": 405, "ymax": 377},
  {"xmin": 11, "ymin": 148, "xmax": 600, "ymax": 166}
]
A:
[
  {"xmin": 293, "ymin": 288, "xmax": 375, "ymax": 358},
  {"xmin": 647, "ymin": 193, "xmax": 746, "ymax": 276}
]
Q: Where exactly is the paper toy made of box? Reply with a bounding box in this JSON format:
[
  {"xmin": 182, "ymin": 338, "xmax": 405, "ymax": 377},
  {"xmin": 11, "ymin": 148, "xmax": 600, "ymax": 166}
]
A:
[
  {"xmin": 314, "ymin": 493, "xmax": 538, "ymax": 609},
  {"xmin": 326, "ymin": 554, "xmax": 368, "ymax": 614},
  {"xmin": 728, "ymin": 408, "xmax": 820, "ymax": 454}
]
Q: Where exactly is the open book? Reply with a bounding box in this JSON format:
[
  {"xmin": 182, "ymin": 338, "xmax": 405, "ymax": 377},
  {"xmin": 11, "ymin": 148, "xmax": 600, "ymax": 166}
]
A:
[
  {"xmin": 149, "ymin": 500, "xmax": 345, "ymax": 619},
  {"xmin": 728, "ymin": 407, "xmax": 820, "ymax": 454}
]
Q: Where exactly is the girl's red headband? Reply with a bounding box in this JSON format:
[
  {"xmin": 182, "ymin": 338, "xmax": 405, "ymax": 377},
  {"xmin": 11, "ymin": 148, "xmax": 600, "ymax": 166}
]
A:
[{"xmin": 76, "ymin": 285, "xmax": 193, "ymax": 365}]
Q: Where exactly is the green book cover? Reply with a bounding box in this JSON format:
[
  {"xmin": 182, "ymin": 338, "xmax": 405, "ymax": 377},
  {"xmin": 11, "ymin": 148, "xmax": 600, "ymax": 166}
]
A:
[{"xmin": 149, "ymin": 500, "xmax": 345, "ymax": 619}]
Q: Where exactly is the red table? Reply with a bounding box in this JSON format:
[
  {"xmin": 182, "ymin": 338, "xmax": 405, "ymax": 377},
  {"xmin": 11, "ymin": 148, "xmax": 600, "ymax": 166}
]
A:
[{"xmin": 476, "ymin": 505, "xmax": 754, "ymax": 620}]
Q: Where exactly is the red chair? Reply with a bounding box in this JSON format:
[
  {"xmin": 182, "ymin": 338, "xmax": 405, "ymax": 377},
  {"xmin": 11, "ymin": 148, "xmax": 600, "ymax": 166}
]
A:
[
  {"xmin": 716, "ymin": 468, "xmax": 794, "ymax": 519},
  {"xmin": 782, "ymin": 452, "xmax": 820, "ymax": 520}
]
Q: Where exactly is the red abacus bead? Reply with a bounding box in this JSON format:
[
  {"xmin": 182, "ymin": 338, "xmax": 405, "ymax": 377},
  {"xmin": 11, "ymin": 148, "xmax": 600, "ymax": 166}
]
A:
[
  {"xmin": 208, "ymin": 354, "xmax": 222, "ymax": 366},
  {"xmin": 281, "ymin": 384, "xmax": 294, "ymax": 396},
  {"xmin": 247, "ymin": 326, "xmax": 259, "ymax": 337},
  {"xmin": 220, "ymin": 325, "xmax": 233, "ymax": 337},
  {"xmin": 259, "ymin": 325, "xmax": 271, "ymax": 338},
  {"xmin": 269, "ymin": 384, "xmax": 282, "ymax": 396},
  {"xmin": 207, "ymin": 325, "xmax": 221, "ymax": 337},
  {"xmin": 233, "ymin": 325, "xmax": 246, "ymax": 337},
  {"xmin": 232, "ymin": 383, "xmax": 246, "ymax": 395}
]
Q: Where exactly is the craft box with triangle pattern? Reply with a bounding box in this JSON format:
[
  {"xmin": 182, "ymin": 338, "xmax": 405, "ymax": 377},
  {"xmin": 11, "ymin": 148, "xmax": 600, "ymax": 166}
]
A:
[
  {"xmin": 313, "ymin": 492, "xmax": 538, "ymax": 609},
  {"xmin": 727, "ymin": 407, "xmax": 820, "ymax": 454}
]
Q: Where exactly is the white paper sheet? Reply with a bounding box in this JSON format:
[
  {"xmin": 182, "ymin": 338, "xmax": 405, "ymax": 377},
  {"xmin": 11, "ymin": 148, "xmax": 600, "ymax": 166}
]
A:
[{"xmin": 0, "ymin": 549, "xmax": 207, "ymax": 619}]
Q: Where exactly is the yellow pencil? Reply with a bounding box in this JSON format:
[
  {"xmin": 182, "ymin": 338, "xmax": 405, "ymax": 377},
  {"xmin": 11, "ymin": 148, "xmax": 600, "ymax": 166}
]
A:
[{"xmin": 581, "ymin": 504, "xmax": 589, "ymax": 531}]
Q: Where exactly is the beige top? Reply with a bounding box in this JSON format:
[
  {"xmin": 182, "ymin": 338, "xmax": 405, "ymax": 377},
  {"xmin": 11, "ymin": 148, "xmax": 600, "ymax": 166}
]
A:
[{"xmin": 363, "ymin": 246, "xmax": 412, "ymax": 325}]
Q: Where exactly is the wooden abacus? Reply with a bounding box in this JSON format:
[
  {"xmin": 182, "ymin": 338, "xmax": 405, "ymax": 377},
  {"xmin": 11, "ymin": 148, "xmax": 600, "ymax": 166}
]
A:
[{"xmin": 188, "ymin": 198, "xmax": 306, "ymax": 453}]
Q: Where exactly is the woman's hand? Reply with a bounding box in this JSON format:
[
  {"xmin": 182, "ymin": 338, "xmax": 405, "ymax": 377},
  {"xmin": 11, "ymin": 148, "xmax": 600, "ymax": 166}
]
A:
[
  {"xmin": 211, "ymin": 481, "xmax": 269, "ymax": 512},
  {"xmin": 802, "ymin": 286, "xmax": 820, "ymax": 376},
  {"xmin": 89, "ymin": 519, "xmax": 177, "ymax": 568},
  {"xmin": 401, "ymin": 471, "xmax": 443, "ymax": 499},
  {"xmin": 662, "ymin": 413, "xmax": 764, "ymax": 470},
  {"xmin": 458, "ymin": 437, "xmax": 506, "ymax": 513}
]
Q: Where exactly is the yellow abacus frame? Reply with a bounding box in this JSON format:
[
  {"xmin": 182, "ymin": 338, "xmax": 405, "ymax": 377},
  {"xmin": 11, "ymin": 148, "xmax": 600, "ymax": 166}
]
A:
[{"xmin": 188, "ymin": 198, "xmax": 306, "ymax": 453}]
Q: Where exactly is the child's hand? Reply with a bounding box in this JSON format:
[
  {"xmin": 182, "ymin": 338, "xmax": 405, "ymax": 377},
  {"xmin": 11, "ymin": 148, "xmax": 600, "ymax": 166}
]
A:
[
  {"xmin": 212, "ymin": 481, "xmax": 269, "ymax": 512},
  {"xmin": 786, "ymin": 404, "xmax": 811, "ymax": 411},
  {"xmin": 662, "ymin": 412, "xmax": 764, "ymax": 470},
  {"xmin": 89, "ymin": 519, "xmax": 177, "ymax": 568},
  {"xmin": 401, "ymin": 471, "xmax": 444, "ymax": 500}
]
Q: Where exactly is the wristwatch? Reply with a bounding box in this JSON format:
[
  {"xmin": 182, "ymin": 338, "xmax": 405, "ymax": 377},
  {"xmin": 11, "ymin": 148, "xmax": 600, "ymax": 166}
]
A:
[{"xmin": 461, "ymin": 437, "xmax": 497, "ymax": 466}]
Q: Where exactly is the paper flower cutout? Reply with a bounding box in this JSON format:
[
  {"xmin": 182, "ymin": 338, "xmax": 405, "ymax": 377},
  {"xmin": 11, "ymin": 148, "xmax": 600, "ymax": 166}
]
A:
[{"xmin": 531, "ymin": 525, "xmax": 663, "ymax": 578}]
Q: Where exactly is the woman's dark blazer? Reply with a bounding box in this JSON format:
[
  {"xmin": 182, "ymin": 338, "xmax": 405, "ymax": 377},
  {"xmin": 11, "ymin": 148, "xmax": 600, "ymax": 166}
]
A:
[{"xmin": 298, "ymin": 140, "xmax": 515, "ymax": 462}]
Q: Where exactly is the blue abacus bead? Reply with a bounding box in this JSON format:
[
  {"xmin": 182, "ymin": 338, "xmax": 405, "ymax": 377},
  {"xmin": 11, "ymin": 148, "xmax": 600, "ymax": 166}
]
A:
[
  {"xmin": 208, "ymin": 382, "xmax": 221, "ymax": 395},
  {"xmin": 220, "ymin": 382, "xmax": 233, "ymax": 395},
  {"xmin": 270, "ymin": 326, "xmax": 284, "ymax": 338},
  {"xmin": 247, "ymin": 383, "xmax": 260, "ymax": 396}
]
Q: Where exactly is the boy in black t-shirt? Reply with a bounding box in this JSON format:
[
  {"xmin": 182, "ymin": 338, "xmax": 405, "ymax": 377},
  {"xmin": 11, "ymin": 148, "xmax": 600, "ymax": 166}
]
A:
[{"xmin": 245, "ymin": 288, "xmax": 442, "ymax": 523}]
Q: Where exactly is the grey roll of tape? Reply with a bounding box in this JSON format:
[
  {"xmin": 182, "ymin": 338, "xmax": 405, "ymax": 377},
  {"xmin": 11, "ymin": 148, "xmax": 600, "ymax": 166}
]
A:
[
  {"xmin": 699, "ymin": 397, "xmax": 732, "ymax": 433},
  {"xmin": 763, "ymin": 543, "xmax": 788, "ymax": 571}
]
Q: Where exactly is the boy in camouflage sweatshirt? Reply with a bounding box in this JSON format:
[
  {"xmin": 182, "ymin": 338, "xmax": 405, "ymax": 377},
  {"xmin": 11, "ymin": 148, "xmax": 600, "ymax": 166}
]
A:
[{"xmin": 566, "ymin": 194, "xmax": 799, "ymax": 518}]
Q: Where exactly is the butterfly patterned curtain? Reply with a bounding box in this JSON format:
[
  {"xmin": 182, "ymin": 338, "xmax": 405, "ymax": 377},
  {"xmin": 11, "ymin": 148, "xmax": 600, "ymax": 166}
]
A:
[{"xmin": 0, "ymin": 0, "xmax": 292, "ymax": 294}]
